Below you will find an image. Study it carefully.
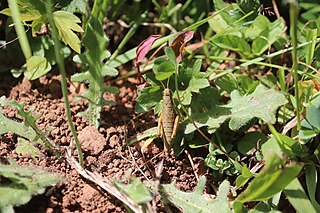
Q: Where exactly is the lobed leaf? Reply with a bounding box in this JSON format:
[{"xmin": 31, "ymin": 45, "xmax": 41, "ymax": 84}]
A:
[
  {"xmin": 0, "ymin": 162, "xmax": 62, "ymax": 210},
  {"xmin": 53, "ymin": 11, "xmax": 83, "ymax": 53},
  {"xmin": 71, "ymin": 17, "xmax": 119, "ymax": 127},
  {"xmin": 161, "ymin": 176, "xmax": 231, "ymax": 213},
  {"xmin": 227, "ymin": 85, "xmax": 288, "ymax": 130}
]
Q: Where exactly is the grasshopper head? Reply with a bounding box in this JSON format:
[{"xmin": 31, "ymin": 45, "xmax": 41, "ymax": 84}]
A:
[{"xmin": 163, "ymin": 88, "xmax": 171, "ymax": 96}]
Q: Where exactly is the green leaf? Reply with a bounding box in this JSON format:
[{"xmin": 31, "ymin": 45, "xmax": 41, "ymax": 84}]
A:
[
  {"xmin": 305, "ymin": 165, "xmax": 320, "ymax": 211},
  {"xmin": 227, "ymin": 85, "xmax": 288, "ymax": 130},
  {"xmin": 304, "ymin": 28, "xmax": 317, "ymax": 65},
  {"xmin": 25, "ymin": 55, "xmax": 51, "ymax": 80},
  {"xmin": 53, "ymin": 11, "xmax": 83, "ymax": 53},
  {"xmin": 165, "ymin": 47, "xmax": 177, "ymax": 66},
  {"xmin": 236, "ymin": 154, "xmax": 302, "ymax": 203},
  {"xmin": 208, "ymin": 13, "xmax": 229, "ymax": 33},
  {"xmin": 261, "ymin": 135, "xmax": 285, "ymax": 162},
  {"xmin": 71, "ymin": 17, "xmax": 118, "ymax": 127},
  {"xmin": 135, "ymin": 85, "xmax": 162, "ymax": 113},
  {"xmin": 15, "ymin": 138, "xmax": 41, "ymax": 159},
  {"xmin": 236, "ymin": 164, "xmax": 253, "ymax": 188},
  {"xmin": 30, "ymin": 15, "xmax": 47, "ymax": 37},
  {"xmin": 251, "ymin": 18, "xmax": 286, "ymax": 56},
  {"xmin": 161, "ymin": 176, "xmax": 231, "ymax": 213},
  {"xmin": 59, "ymin": 0, "xmax": 87, "ymax": 14},
  {"xmin": 0, "ymin": 104, "xmax": 36, "ymax": 140},
  {"xmin": 1, "ymin": 7, "xmax": 41, "ymax": 22},
  {"xmin": 189, "ymin": 77, "xmax": 210, "ymax": 93},
  {"xmin": 0, "ymin": 97, "xmax": 53, "ymax": 150},
  {"xmin": 244, "ymin": 15, "xmax": 269, "ymax": 40},
  {"xmin": 298, "ymin": 103, "xmax": 320, "ymax": 141},
  {"xmin": 153, "ymin": 58, "xmax": 175, "ymax": 81},
  {"xmin": 115, "ymin": 178, "xmax": 152, "ymax": 204},
  {"xmin": 284, "ymin": 178, "xmax": 317, "ymax": 213},
  {"xmin": 212, "ymin": 34, "xmax": 251, "ymax": 56},
  {"xmin": 0, "ymin": 161, "xmax": 62, "ymax": 210},
  {"xmin": 188, "ymin": 85, "xmax": 287, "ymax": 134}
]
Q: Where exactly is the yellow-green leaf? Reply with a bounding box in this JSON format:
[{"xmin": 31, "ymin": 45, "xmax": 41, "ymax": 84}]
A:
[
  {"xmin": 53, "ymin": 11, "xmax": 83, "ymax": 53},
  {"xmin": 1, "ymin": 7, "xmax": 41, "ymax": 22}
]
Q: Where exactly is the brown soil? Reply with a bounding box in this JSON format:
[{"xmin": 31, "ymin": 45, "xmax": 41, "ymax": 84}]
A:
[{"xmin": 0, "ymin": 72, "xmax": 203, "ymax": 212}]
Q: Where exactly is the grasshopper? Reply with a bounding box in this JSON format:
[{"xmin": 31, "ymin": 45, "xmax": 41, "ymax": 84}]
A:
[{"xmin": 158, "ymin": 88, "xmax": 179, "ymax": 152}]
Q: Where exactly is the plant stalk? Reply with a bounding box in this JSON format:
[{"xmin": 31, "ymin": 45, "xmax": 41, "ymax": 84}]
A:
[
  {"xmin": 7, "ymin": 0, "xmax": 32, "ymax": 59},
  {"xmin": 45, "ymin": 0, "xmax": 84, "ymax": 167},
  {"xmin": 289, "ymin": 1, "xmax": 301, "ymax": 130}
]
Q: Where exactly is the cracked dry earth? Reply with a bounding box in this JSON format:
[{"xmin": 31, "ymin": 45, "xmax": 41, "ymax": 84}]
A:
[{"xmin": 0, "ymin": 72, "xmax": 206, "ymax": 212}]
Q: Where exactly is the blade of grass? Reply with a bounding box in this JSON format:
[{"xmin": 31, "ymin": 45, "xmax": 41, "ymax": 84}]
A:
[
  {"xmin": 45, "ymin": 0, "xmax": 83, "ymax": 167},
  {"xmin": 91, "ymin": 0, "xmax": 102, "ymax": 22},
  {"xmin": 283, "ymin": 178, "xmax": 317, "ymax": 213},
  {"xmin": 209, "ymin": 38, "xmax": 320, "ymax": 80},
  {"xmin": 289, "ymin": 0, "xmax": 301, "ymax": 130},
  {"xmin": 305, "ymin": 165, "xmax": 320, "ymax": 211},
  {"xmin": 198, "ymin": 55, "xmax": 291, "ymax": 71},
  {"xmin": 7, "ymin": 0, "xmax": 32, "ymax": 59}
]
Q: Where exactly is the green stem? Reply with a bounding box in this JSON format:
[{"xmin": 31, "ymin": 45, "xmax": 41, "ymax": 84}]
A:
[
  {"xmin": 98, "ymin": 0, "xmax": 110, "ymax": 23},
  {"xmin": 91, "ymin": 0, "xmax": 102, "ymax": 21},
  {"xmin": 7, "ymin": 0, "xmax": 32, "ymax": 59},
  {"xmin": 289, "ymin": 1, "xmax": 301, "ymax": 130},
  {"xmin": 45, "ymin": 0, "xmax": 84, "ymax": 167}
]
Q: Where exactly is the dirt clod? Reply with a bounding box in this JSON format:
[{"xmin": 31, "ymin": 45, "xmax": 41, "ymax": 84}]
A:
[{"xmin": 78, "ymin": 126, "xmax": 106, "ymax": 155}]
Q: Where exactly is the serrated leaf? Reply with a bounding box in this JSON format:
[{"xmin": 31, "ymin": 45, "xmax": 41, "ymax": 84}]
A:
[
  {"xmin": 71, "ymin": 17, "xmax": 118, "ymax": 127},
  {"xmin": 53, "ymin": 11, "xmax": 83, "ymax": 53},
  {"xmin": 0, "ymin": 162, "xmax": 62, "ymax": 210},
  {"xmin": 59, "ymin": 0, "xmax": 87, "ymax": 14},
  {"xmin": 227, "ymin": 85, "xmax": 288, "ymax": 130},
  {"xmin": 236, "ymin": 155, "xmax": 302, "ymax": 203},
  {"xmin": 1, "ymin": 7, "xmax": 41, "ymax": 22},
  {"xmin": 188, "ymin": 85, "xmax": 287, "ymax": 134},
  {"xmin": 161, "ymin": 176, "xmax": 231, "ymax": 213},
  {"xmin": 0, "ymin": 98, "xmax": 36, "ymax": 140},
  {"xmin": 0, "ymin": 97, "xmax": 53, "ymax": 150},
  {"xmin": 25, "ymin": 55, "xmax": 51, "ymax": 80},
  {"xmin": 15, "ymin": 138, "xmax": 41, "ymax": 159}
]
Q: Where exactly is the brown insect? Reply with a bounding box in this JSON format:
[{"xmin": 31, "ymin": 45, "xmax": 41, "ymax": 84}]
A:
[{"xmin": 158, "ymin": 88, "xmax": 179, "ymax": 151}]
